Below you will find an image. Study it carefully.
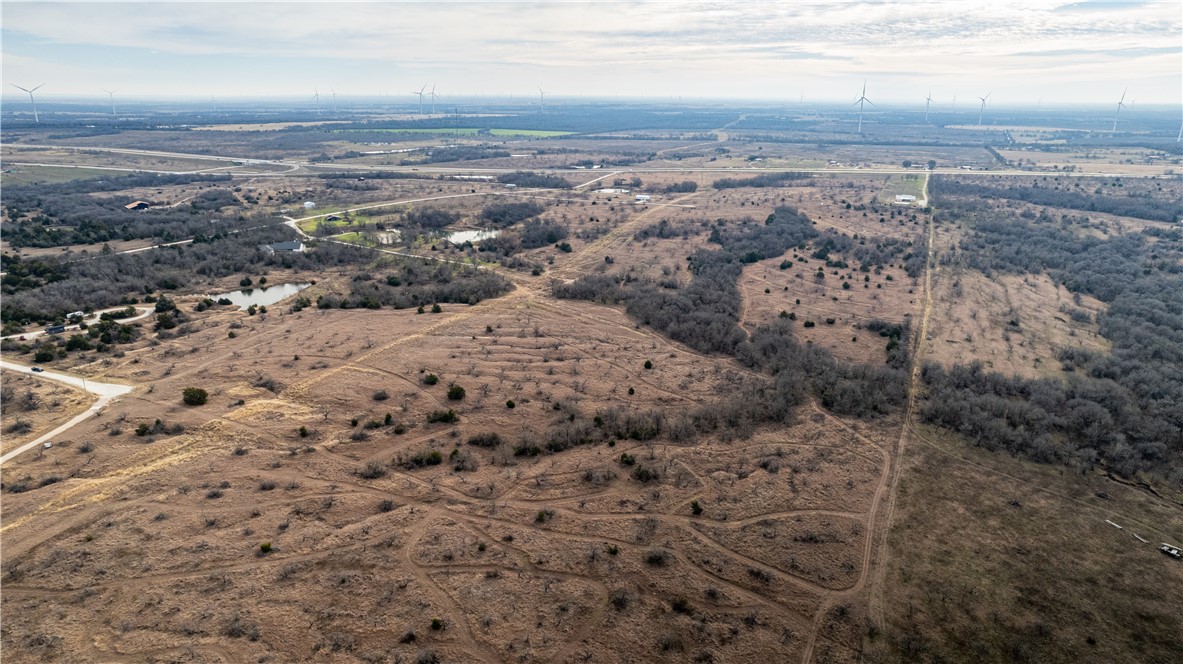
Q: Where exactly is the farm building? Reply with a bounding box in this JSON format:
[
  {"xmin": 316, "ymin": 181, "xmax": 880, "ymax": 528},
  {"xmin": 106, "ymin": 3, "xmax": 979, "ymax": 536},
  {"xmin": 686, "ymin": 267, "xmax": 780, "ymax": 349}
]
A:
[
  {"xmin": 124, "ymin": 201, "xmax": 151, "ymax": 210},
  {"xmin": 894, "ymin": 194, "xmax": 917, "ymax": 204},
  {"xmin": 635, "ymin": 194, "xmax": 652, "ymax": 203},
  {"xmin": 303, "ymin": 201, "xmax": 316, "ymax": 209},
  {"xmin": 258, "ymin": 241, "xmax": 306, "ymax": 255}
]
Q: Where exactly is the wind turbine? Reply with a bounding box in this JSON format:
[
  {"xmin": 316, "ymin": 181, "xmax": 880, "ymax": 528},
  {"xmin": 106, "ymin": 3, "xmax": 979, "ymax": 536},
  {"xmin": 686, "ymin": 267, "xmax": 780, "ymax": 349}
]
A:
[
  {"xmin": 924, "ymin": 90, "xmax": 934, "ymax": 123},
  {"xmin": 852, "ymin": 79, "xmax": 874, "ymax": 134},
  {"xmin": 977, "ymin": 92, "xmax": 991, "ymax": 126},
  {"xmin": 10, "ymin": 83, "xmax": 44, "ymax": 123},
  {"xmin": 313, "ymin": 88, "xmax": 321, "ymax": 116},
  {"xmin": 331, "ymin": 88, "xmax": 338, "ymax": 115},
  {"xmin": 538, "ymin": 86, "xmax": 546, "ymax": 114},
  {"xmin": 100, "ymin": 88, "xmax": 117, "ymax": 117},
  {"xmin": 1111, "ymin": 88, "xmax": 1127, "ymax": 132},
  {"xmin": 951, "ymin": 94, "xmax": 957, "ymax": 111},
  {"xmin": 412, "ymin": 83, "xmax": 427, "ymax": 114},
  {"xmin": 429, "ymin": 83, "xmax": 438, "ymax": 114}
]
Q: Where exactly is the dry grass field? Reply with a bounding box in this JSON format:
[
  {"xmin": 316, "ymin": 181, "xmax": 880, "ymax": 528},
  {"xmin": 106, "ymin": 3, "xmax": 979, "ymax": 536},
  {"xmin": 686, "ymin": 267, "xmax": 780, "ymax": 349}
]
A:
[
  {"xmin": 0, "ymin": 276, "xmax": 898, "ymax": 662},
  {"xmin": 0, "ymin": 373, "xmax": 92, "ymax": 456},
  {"xmin": 3, "ymin": 129, "xmax": 1181, "ymax": 664}
]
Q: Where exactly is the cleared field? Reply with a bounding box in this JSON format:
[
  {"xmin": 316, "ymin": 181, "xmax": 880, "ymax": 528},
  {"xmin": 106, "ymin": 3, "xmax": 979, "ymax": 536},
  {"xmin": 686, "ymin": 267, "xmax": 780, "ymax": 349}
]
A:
[
  {"xmin": 871, "ymin": 423, "xmax": 1183, "ymax": 664},
  {"xmin": 0, "ymin": 283, "xmax": 891, "ymax": 663},
  {"xmin": 1, "ymin": 146, "xmax": 240, "ymax": 173},
  {"xmin": 0, "ymin": 372, "xmax": 93, "ymax": 456},
  {"xmin": 0, "ymin": 164, "xmax": 117, "ymax": 185},
  {"xmin": 924, "ymin": 269, "xmax": 1109, "ymax": 379}
]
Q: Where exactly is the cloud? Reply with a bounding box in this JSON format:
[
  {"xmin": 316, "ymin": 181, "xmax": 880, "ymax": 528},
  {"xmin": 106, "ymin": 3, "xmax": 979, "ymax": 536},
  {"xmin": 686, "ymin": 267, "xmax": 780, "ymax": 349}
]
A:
[{"xmin": 2, "ymin": 1, "xmax": 1179, "ymax": 101}]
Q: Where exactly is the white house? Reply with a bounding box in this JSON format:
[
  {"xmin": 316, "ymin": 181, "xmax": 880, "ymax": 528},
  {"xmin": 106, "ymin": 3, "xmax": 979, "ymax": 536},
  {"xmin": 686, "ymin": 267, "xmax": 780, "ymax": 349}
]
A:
[
  {"xmin": 635, "ymin": 194, "xmax": 652, "ymax": 203},
  {"xmin": 894, "ymin": 194, "xmax": 917, "ymax": 204}
]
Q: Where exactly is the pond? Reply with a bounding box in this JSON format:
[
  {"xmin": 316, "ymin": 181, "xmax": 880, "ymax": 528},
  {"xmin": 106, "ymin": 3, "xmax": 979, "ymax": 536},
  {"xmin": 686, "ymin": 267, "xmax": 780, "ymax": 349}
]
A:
[
  {"xmin": 212, "ymin": 282, "xmax": 312, "ymax": 309},
  {"xmin": 446, "ymin": 229, "xmax": 500, "ymax": 245}
]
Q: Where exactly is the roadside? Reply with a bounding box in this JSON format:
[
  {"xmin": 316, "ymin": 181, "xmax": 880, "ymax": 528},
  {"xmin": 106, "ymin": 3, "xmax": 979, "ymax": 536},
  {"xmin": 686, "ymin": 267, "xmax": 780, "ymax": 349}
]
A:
[{"xmin": 0, "ymin": 360, "xmax": 134, "ymax": 465}]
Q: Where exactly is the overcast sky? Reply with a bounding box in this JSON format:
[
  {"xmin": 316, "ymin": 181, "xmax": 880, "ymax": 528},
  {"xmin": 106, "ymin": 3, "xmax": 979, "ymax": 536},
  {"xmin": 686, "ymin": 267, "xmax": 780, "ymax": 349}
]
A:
[{"xmin": 3, "ymin": 1, "xmax": 1180, "ymax": 105}]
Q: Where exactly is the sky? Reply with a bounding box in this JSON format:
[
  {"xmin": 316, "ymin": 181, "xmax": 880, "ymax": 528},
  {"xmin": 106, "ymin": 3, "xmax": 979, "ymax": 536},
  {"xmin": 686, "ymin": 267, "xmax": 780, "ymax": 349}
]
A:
[{"xmin": 2, "ymin": 0, "xmax": 1181, "ymax": 106}]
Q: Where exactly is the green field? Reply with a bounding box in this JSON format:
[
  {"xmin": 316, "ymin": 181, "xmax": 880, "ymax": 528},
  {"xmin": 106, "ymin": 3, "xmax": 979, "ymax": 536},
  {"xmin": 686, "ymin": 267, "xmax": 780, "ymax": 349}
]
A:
[{"xmin": 338, "ymin": 128, "xmax": 572, "ymax": 138}]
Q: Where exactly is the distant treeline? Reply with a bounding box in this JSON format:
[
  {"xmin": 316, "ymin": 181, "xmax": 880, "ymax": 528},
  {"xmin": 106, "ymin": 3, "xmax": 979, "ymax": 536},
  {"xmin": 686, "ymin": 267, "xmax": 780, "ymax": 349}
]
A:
[
  {"xmin": 481, "ymin": 201, "xmax": 547, "ymax": 226},
  {"xmin": 930, "ymin": 176, "xmax": 1182, "ymax": 222},
  {"xmin": 925, "ymin": 196, "xmax": 1183, "ymax": 484},
  {"xmin": 712, "ymin": 171, "xmax": 812, "ymax": 189},
  {"xmin": 318, "ymin": 171, "xmax": 432, "ymax": 181},
  {"xmin": 405, "ymin": 145, "xmax": 511, "ymax": 164},
  {"xmin": 329, "ymin": 261, "xmax": 512, "ymax": 310},
  {"xmin": 556, "ymin": 205, "xmax": 911, "ymax": 421},
  {"xmin": 2, "ymin": 173, "xmax": 250, "ymax": 248},
  {"xmin": 497, "ymin": 172, "xmax": 573, "ymax": 189},
  {"xmin": 0, "ymin": 227, "xmax": 371, "ymax": 327}
]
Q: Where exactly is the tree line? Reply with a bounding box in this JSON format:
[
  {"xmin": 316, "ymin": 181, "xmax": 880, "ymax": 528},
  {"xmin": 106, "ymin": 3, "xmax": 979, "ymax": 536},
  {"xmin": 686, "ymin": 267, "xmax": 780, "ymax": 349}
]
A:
[
  {"xmin": 556, "ymin": 205, "xmax": 911, "ymax": 421},
  {"xmin": 926, "ymin": 192, "xmax": 1183, "ymax": 484}
]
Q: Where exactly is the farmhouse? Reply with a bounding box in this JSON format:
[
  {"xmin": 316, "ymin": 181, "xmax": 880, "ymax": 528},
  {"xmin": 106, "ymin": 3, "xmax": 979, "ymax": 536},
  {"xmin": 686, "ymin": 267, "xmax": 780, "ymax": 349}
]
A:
[
  {"xmin": 257, "ymin": 241, "xmax": 306, "ymax": 255},
  {"xmin": 894, "ymin": 194, "xmax": 917, "ymax": 204},
  {"xmin": 124, "ymin": 201, "xmax": 151, "ymax": 210}
]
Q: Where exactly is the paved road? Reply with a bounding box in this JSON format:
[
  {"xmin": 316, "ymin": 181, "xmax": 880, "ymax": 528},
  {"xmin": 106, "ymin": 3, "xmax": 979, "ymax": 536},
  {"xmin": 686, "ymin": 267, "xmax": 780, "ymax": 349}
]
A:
[
  {"xmin": 1, "ymin": 306, "xmax": 154, "ymax": 342},
  {"xmin": 0, "ymin": 360, "xmax": 134, "ymax": 465}
]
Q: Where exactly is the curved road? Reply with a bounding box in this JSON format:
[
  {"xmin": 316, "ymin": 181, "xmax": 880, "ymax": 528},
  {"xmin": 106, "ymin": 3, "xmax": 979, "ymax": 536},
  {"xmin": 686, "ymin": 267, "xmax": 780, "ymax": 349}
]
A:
[{"xmin": 0, "ymin": 361, "xmax": 133, "ymax": 465}]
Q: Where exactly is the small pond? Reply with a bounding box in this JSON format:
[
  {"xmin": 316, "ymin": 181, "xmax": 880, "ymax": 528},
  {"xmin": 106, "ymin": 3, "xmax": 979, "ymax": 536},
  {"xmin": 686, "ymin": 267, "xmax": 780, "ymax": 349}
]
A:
[
  {"xmin": 212, "ymin": 282, "xmax": 312, "ymax": 309},
  {"xmin": 446, "ymin": 229, "xmax": 500, "ymax": 245}
]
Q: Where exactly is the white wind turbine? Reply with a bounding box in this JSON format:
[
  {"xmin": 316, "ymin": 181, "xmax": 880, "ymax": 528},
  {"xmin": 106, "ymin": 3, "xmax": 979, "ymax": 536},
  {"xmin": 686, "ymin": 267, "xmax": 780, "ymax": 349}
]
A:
[
  {"xmin": 977, "ymin": 92, "xmax": 991, "ymax": 126},
  {"xmin": 412, "ymin": 83, "xmax": 427, "ymax": 114},
  {"xmin": 331, "ymin": 88, "xmax": 338, "ymax": 115},
  {"xmin": 100, "ymin": 88, "xmax": 117, "ymax": 117},
  {"xmin": 1111, "ymin": 88, "xmax": 1128, "ymax": 132},
  {"xmin": 313, "ymin": 88, "xmax": 321, "ymax": 116},
  {"xmin": 430, "ymin": 83, "xmax": 438, "ymax": 114},
  {"xmin": 538, "ymin": 87, "xmax": 546, "ymax": 114},
  {"xmin": 924, "ymin": 90, "xmax": 934, "ymax": 123},
  {"xmin": 852, "ymin": 79, "xmax": 874, "ymax": 133},
  {"xmin": 10, "ymin": 83, "xmax": 44, "ymax": 123}
]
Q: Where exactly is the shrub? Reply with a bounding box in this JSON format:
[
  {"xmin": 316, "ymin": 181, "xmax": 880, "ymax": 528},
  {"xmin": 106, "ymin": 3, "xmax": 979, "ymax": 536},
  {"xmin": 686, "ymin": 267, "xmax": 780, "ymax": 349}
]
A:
[
  {"xmin": 430, "ymin": 618, "xmax": 444, "ymax": 631},
  {"xmin": 632, "ymin": 465, "xmax": 658, "ymax": 483},
  {"xmin": 467, "ymin": 432, "xmax": 503, "ymax": 448},
  {"xmin": 691, "ymin": 500, "xmax": 703, "ymax": 516},
  {"xmin": 644, "ymin": 549, "xmax": 669, "ymax": 566},
  {"xmin": 358, "ymin": 462, "xmax": 387, "ymax": 479},
  {"xmin": 423, "ymin": 374, "xmax": 439, "ymax": 385},
  {"xmin": 447, "ymin": 385, "xmax": 466, "ymax": 401},
  {"xmin": 259, "ymin": 542, "xmax": 272, "ymax": 554},
  {"xmin": 431, "ymin": 303, "xmax": 442, "ymax": 313},
  {"xmin": 426, "ymin": 409, "xmax": 458, "ymax": 424},
  {"xmin": 182, "ymin": 387, "xmax": 208, "ymax": 406},
  {"xmin": 505, "ymin": 399, "xmax": 516, "ymax": 409},
  {"xmin": 406, "ymin": 449, "xmax": 443, "ymax": 468},
  {"xmin": 372, "ymin": 389, "xmax": 389, "ymax": 401},
  {"xmin": 644, "ymin": 360, "xmax": 653, "ymax": 370}
]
